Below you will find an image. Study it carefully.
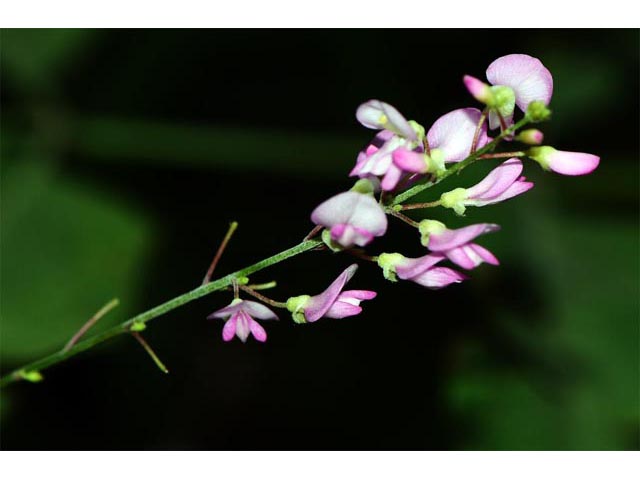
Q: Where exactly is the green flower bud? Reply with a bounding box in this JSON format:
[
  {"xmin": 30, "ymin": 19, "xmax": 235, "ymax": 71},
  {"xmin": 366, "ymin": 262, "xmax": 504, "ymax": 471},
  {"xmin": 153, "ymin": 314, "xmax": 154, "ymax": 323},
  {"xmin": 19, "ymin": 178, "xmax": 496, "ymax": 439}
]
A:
[
  {"xmin": 130, "ymin": 321, "xmax": 146, "ymax": 332},
  {"xmin": 377, "ymin": 253, "xmax": 405, "ymax": 282},
  {"xmin": 20, "ymin": 370, "xmax": 43, "ymax": 383},
  {"xmin": 286, "ymin": 295, "xmax": 311, "ymax": 324},
  {"xmin": 418, "ymin": 219, "xmax": 447, "ymax": 246},
  {"xmin": 440, "ymin": 188, "xmax": 468, "ymax": 216},
  {"xmin": 526, "ymin": 101, "xmax": 551, "ymax": 122},
  {"xmin": 515, "ymin": 129, "xmax": 544, "ymax": 145}
]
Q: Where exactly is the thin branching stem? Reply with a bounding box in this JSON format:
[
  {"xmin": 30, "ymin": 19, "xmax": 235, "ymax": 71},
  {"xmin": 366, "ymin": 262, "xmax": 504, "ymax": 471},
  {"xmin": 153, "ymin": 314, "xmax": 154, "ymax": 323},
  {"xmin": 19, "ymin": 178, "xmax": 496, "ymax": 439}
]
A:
[{"xmin": 202, "ymin": 221, "xmax": 239, "ymax": 285}]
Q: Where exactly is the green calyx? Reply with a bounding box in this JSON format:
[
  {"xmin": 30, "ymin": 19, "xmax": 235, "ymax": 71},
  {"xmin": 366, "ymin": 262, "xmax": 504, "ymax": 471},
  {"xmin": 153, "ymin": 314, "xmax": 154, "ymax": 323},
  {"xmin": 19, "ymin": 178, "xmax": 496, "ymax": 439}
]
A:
[
  {"xmin": 286, "ymin": 295, "xmax": 311, "ymax": 324},
  {"xmin": 418, "ymin": 219, "xmax": 447, "ymax": 247},
  {"xmin": 321, "ymin": 229, "xmax": 344, "ymax": 252},
  {"xmin": 527, "ymin": 146, "xmax": 556, "ymax": 170},
  {"xmin": 408, "ymin": 120, "xmax": 426, "ymax": 142},
  {"xmin": 440, "ymin": 188, "xmax": 468, "ymax": 216},
  {"xmin": 377, "ymin": 253, "xmax": 406, "ymax": 282},
  {"xmin": 488, "ymin": 85, "xmax": 516, "ymax": 118},
  {"xmin": 130, "ymin": 320, "xmax": 146, "ymax": 332},
  {"xmin": 427, "ymin": 149, "xmax": 446, "ymax": 176},
  {"xmin": 526, "ymin": 101, "xmax": 552, "ymax": 122},
  {"xmin": 351, "ymin": 178, "xmax": 376, "ymax": 195}
]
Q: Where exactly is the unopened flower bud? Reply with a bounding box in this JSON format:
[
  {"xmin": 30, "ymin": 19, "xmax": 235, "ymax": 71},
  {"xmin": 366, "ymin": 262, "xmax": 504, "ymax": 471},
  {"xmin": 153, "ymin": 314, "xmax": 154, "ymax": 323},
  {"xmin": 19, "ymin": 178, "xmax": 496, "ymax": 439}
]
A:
[
  {"xmin": 516, "ymin": 129, "xmax": 544, "ymax": 145},
  {"xmin": 463, "ymin": 75, "xmax": 492, "ymax": 104},
  {"xmin": 526, "ymin": 100, "xmax": 552, "ymax": 122}
]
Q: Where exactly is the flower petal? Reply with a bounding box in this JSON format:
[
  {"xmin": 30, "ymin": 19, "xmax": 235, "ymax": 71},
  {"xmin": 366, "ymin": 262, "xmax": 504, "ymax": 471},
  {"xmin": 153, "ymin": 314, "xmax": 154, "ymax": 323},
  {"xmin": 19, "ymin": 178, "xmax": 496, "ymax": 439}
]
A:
[
  {"xmin": 427, "ymin": 108, "xmax": 489, "ymax": 163},
  {"xmin": 465, "ymin": 158, "xmax": 524, "ymax": 201},
  {"xmin": 428, "ymin": 224, "xmax": 500, "ymax": 252},
  {"xmin": 222, "ymin": 312, "xmax": 239, "ymax": 341},
  {"xmin": 235, "ymin": 311, "xmax": 252, "ymax": 343},
  {"xmin": 304, "ymin": 264, "xmax": 358, "ymax": 322},
  {"xmin": 445, "ymin": 243, "xmax": 499, "ymax": 270},
  {"xmin": 241, "ymin": 300, "xmax": 279, "ymax": 321},
  {"xmin": 392, "ymin": 147, "xmax": 428, "ymax": 174},
  {"xmin": 207, "ymin": 299, "xmax": 243, "ymax": 319},
  {"xmin": 330, "ymin": 224, "xmax": 374, "ymax": 248},
  {"xmin": 249, "ymin": 318, "xmax": 267, "ymax": 342},
  {"xmin": 395, "ymin": 254, "xmax": 445, "ymax": 280},
  {"xmin": 548, "ymin": 150, "xmax": 600, "ymax": 176},
  {"xmin": 486, "ymin": 54, "xmax": 553, "ymax": 111},
  {"xmin": 324, "ymin": 301, "xmax": 363, "ymax": 319},
  {"xmin": 356, "ymin": 100, "xmax": 417, "ymax": 140},
  {"xmin": 311, "ymin": 191, "xmax": 387, "ymax": 237},
  {"xmin": 380, "ymin": 163, "xmax": 404, "ymax": 191},
  {"xmin": 339, "ymin": 290, "xmax": 377, "ymax": 303},
  {"xmin": 412, "ymin": 267, "xmax": 467, "ymax": 289}
]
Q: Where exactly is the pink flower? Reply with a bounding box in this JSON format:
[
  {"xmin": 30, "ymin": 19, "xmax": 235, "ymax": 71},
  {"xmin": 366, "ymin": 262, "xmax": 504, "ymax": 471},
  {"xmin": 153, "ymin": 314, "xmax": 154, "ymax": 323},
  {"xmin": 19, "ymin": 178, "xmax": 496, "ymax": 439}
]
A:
[
  {"xmin": 352, "ymin": 101, "xmax": 425, "ymax": 191},
  {"xmin": 350, "ymin": 131, "xmax": 411, "ymax": 191},
  {"xmin": 440, "ymin": 158, "xmax": 534, "ymax": 215},
  {"xmin": 356, "ymin": 99, "xmax": 418, "ymax": 141},
  {"xmin": 528, "ymin": 146, "xmax": 600, "ymax": 176},
  {"xmin": 419, "ymin": 221, "xmax": 500, "ymax": 270},
  {"xmin": 392, "ymin": 108, "xmax": 491, "ymax": 174},
  {"xmin": 377, "ymin": 253, "xmax": 466, "ymax": 289},
  {"xmin": 207, "ymin": 299, "xmax": 278, "ymax": 343},
  {"xmin": 464, "ymin": 54, "xmax": 553, "ymax": 129},
  {"xmin": 311, "ymin": 191, "xmax": 388, "ymax": 248},
  {"xmin": 286, "ymin": 264, "xmax": 376, "ymax": 323}
]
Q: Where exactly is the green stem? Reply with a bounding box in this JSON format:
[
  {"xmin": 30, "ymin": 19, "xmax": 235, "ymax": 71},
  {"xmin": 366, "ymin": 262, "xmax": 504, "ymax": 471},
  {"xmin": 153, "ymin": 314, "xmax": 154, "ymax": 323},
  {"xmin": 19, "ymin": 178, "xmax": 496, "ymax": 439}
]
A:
[
  {"xmin": 390, "ymin": 117, "xmax": 530, "ymax": 206},
  {"xmin": 0, "ymin": 239, "xmax": 322, "ymax": 388}
]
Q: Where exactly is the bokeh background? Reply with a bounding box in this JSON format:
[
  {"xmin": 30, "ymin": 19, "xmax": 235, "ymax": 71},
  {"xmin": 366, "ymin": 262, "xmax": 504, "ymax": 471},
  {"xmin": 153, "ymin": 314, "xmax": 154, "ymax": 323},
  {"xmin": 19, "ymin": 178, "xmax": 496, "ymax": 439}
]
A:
[{"xmin": 1, "ymin": 29, "xmax": 638, "ymax": 450}]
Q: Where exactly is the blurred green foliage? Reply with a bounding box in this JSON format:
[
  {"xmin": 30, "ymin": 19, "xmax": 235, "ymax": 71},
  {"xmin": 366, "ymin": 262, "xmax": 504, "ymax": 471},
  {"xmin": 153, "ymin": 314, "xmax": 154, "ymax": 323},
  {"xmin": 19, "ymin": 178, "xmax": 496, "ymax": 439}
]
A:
[{"xmin": 0, "ymin": 29, "xmax": 637, "ymax": 450}]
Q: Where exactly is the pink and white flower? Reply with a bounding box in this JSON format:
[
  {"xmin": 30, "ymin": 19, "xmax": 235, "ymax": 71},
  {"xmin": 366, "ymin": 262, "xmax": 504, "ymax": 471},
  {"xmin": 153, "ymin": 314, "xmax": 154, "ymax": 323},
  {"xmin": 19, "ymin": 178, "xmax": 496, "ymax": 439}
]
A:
[
  {"xmin": 440, "ymin": 158, "xmax": 534, "ymax": 215},
  {"xmin": 392, "ymin": 108, "xmax": 491, "ymax": 175},
  {"xmin": 419, "ymin": 221, "xmax": 500, "ymax": 270},
  {"xmin": 464, "ymin": 54, "xmax": 553, "ymax": 129},
  {"xmin": 207, "ymin": 299, "xmax": 278, "ymax": 343},
  {"xmin": 286, "ymin": 264, "xmax": 376, "ymax": 323},
  {"xmin": 377, "ymin": 252, "xmax": 466, "ymax": 289},
  {"xmin": 528, "ymin": 146, "xmax": 600, "ymax": 176},
  {"xmin": 311, "ymin": 190, "xmax": 388, "ymax": 248},
  {"xmin": 351, "ymin": 100, "xmax": 425, "ymax": 191}
]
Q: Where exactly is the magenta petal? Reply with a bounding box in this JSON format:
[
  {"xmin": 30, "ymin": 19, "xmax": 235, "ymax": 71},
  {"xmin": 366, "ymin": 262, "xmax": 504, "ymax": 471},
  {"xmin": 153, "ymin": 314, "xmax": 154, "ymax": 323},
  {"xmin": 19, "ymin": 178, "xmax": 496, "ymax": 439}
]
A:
[
  {"xmin": 241, "ymin": 300, "xmax": 279, "ymax": 321},
  {"xmin": 304, "ymin": 264, "xmax": 358, "ymax": 322},
  {"xmin": 235, "ymin": 311, "xmax": 252, "ymax": 343},
  {"xmin": 222, "ymin": 313, "xmax": 239, "ymax": 341},
  {"xmin": 428, "ymin": 224, "xmax": 500, "ymax": 252},
  {"xmin": 339, "ymin": 290, "xmax": 377, "ymax": 301},
  {"xmin": 548, "ymin": 150, "xmax": 600, "ymax": 176},
  {"xmin": 427, "ymin": 108, "xmax": 489, "ymax": 163},
  {"xmin": 395, "ymin": 254, "xmax": 445, "ymax": 280},
  {"xmin": 330, "ymin": 224, "xmax": 374, "ymax": 248},
  {"xmin": 412, "ymin": 267, "xmax": 467, "ymax": 289},
  {"xmin": 470, "ymin": 243, "xmax": 500, "ymax": 265},
  {"xmin": 487, "ymin": 178, "xmax": 534, "ymax": 204},
  {"xmin": 486, "ymin": 54, "xmax": 553, "ymax": 111},
  {"xmin": 465, "ymin": 158, "xmax": 524, "ymax": 201},
  {"xmin": 324, "ymin": 302, "xmax": 363, "ymax": 319},
  {"xmin": 445, "ymin": 243, "xmax": 499, "ymax": 270},
  {"xmin": 393, "ymin": 147, "xmax": 427, "ymax": 173},
  {"xmin": 249, "ymin": 319, "xmax": 267, "ymax": 342},
  {"xmin": 207, "ymin": 301, "xmax": 242, "ymax": 319}
]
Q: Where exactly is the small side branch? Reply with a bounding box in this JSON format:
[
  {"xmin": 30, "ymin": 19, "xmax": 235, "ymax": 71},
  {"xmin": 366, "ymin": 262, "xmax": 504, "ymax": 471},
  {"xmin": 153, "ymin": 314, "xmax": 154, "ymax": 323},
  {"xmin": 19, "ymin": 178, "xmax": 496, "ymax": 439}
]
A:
[
  {"xmin": 238, "ymin": 285, "xmax": 287, "ymax": 309},
  {"xmin": 202, "ymin": 221, "xmax": 239, "ymax": 285},
  {"xmin": 131, "ymin": 332, "xmax": 169, "ymax": 374},
  {"xmin": 63, "ymin": 298, "xmax": 120, "ymax": 353}
]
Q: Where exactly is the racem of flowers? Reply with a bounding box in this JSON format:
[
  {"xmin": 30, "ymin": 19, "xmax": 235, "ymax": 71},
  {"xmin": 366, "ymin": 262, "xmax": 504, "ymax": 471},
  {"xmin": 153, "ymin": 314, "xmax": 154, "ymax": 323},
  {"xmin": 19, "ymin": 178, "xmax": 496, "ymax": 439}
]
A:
[
  {"xmin": 208, "ymin": 53, "xmax": 600, "ymax": 343},
  {"xmin": 0, "ymin": 53, "xmax": 601, "ymax": 386}
]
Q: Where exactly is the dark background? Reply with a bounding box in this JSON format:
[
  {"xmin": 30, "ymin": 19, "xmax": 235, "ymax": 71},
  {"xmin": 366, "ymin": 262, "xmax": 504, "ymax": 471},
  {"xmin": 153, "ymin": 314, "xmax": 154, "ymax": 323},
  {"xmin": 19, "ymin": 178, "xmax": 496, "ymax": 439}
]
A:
[{"xmin": 1, "ymin": 29, "xmax": 638, "ymax": 450}]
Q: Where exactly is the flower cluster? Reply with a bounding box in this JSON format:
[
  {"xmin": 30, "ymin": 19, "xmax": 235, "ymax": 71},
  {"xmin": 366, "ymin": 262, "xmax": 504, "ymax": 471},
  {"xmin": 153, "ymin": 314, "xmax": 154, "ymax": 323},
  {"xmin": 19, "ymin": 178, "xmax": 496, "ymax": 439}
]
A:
[{"xmin": 208, "ymin": 53, "xmax": 599, "ymax": 343}]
